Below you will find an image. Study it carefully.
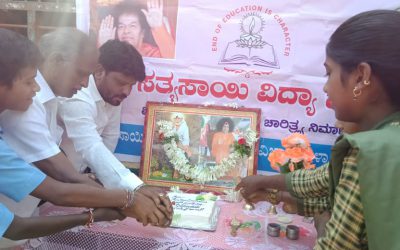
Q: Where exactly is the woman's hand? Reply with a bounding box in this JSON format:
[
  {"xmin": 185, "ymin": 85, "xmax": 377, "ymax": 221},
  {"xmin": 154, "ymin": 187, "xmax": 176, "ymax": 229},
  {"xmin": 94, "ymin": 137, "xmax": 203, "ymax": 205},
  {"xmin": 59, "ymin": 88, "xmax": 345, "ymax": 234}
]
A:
[
  {"xmin": 235, "ymin": 175, "xmax": 269, "ymax": 199},
  {"xmin": 314, "ymin": 211, "xmax": 331, "ymax": 238}
]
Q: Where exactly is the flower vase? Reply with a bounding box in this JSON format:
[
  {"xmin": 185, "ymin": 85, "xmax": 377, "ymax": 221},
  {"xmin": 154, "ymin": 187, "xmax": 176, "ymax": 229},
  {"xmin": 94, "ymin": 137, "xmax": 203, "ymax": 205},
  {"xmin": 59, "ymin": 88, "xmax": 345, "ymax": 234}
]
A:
[{"xmin": 234, "ymin": 157, "xmax": 248, "ymax": 183}]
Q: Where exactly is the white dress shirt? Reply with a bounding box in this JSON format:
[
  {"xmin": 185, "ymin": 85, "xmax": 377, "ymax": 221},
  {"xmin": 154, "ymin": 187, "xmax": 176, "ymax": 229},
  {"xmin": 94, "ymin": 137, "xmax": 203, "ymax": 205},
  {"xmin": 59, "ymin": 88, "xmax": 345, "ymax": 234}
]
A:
[
  {"xmin": 0, "ymin": 71, "xmax": 61, "ymax": 163},
  {"xmin": 59, "ymin": 76, "xmax": 143, "ymax": 190}
]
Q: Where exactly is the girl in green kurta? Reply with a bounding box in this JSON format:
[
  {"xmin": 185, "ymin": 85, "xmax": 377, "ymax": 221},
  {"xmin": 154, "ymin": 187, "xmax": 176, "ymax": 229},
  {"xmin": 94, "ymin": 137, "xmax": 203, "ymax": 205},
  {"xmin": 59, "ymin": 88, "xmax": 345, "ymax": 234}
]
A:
[{"xmin": 236, "ymin": 10, "xmax": 400, "ymax": 250}]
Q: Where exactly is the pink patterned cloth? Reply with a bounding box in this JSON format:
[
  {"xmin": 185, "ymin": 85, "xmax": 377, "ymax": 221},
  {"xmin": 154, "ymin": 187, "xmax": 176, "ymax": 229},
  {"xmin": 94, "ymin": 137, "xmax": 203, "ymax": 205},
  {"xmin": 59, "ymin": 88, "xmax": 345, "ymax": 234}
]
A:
[{"xmin": 24, "ymin": 201, "xmax": 317, "ymax": 250}]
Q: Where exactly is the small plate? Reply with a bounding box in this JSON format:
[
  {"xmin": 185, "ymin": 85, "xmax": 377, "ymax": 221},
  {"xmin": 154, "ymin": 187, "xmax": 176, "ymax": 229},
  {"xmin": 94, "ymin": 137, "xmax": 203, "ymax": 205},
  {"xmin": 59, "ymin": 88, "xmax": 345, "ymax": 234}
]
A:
[{"xmin": 170, "ymin": 206, "xmax": 221, "ymax": 231}]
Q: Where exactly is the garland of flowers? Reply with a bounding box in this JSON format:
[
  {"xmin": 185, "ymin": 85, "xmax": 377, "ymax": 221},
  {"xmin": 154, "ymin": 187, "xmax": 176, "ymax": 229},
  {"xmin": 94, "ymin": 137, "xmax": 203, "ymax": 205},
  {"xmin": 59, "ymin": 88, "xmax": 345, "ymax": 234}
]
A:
[{"xmin": 157, "ymin": 120, "xmax": 258, "ymax": 184}]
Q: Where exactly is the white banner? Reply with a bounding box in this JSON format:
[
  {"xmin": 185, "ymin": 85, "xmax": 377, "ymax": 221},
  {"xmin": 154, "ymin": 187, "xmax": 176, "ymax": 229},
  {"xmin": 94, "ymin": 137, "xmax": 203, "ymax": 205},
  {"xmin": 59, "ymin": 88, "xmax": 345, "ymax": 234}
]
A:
[{"xmin": 76, "ymin": 0, "xmax": 400, "ymax": 172}]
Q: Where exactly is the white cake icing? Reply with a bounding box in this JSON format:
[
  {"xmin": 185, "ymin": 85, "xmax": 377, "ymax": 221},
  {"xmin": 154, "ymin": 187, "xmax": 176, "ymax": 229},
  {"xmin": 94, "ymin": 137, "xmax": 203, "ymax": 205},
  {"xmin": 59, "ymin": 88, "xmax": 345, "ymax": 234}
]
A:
[{"xmin": 168, "ymin": 192, "xmax": 218, "ymax": 229}]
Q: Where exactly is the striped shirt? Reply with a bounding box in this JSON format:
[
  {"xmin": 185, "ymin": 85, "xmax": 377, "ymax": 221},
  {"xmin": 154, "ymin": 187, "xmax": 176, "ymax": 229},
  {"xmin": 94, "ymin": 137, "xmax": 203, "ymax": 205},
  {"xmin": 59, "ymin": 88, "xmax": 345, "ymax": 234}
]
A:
[{"xmin": 286, "ymin": 149, "xmax": 368, "ymax": 249}]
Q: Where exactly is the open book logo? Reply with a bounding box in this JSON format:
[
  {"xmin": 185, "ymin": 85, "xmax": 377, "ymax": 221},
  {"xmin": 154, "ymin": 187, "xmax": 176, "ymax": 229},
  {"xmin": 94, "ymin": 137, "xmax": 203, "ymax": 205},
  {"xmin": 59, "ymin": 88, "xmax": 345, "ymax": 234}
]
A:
[{"xmin": 219, "ymin": 13, "xmax": 279, "ymax": 69}]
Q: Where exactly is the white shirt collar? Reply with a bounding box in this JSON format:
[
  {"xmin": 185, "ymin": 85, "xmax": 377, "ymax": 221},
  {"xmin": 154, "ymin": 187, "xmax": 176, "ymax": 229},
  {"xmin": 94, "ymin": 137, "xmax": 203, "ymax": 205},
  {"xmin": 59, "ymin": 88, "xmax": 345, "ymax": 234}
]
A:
[
  {"xmin": 36, "ymin": 70, "xmax": 56, "ymax": 104},
  {"xmin": 87, "ymin": 75, "xmax": 104, "ymax": 104}
]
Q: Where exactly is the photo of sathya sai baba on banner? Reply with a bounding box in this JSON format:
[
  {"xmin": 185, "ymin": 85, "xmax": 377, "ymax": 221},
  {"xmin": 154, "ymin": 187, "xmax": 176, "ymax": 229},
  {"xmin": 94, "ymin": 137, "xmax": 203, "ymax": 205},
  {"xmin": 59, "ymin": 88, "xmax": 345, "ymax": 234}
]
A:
[
  {"xmin": 141, "ymin": 102, "xmax": 260, "ymax": 192},
  {"xmin": 91, "ymin": 0, "xmax": 178, "ymax": 58}
]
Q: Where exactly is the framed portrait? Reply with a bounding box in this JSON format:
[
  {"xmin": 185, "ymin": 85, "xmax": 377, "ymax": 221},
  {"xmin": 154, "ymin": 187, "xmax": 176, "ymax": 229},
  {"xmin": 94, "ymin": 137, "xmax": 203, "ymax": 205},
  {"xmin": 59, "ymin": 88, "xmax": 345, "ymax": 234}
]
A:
[
  {"xmin": 141, "ymin": 102, "xmax": 261, "ymax": 193},
  {"xmin": 90, "ymin": 0, "xmax": 179, "ymax": 59}
]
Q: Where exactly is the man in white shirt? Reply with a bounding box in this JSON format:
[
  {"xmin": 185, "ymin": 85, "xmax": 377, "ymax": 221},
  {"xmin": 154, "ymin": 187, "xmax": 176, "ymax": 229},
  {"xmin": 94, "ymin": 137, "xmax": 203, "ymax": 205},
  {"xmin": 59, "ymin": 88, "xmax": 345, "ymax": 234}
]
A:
[
  {"xmin": 59, "ymin": 39, "xmax": 170, "ymax": 211},
  {"xmin": 0, "ymin": 29, "xmax": 171, "ymax": 228},
  {"xmin": 59, "ymin": 39, "xmax": 145, "ymax": 190}
]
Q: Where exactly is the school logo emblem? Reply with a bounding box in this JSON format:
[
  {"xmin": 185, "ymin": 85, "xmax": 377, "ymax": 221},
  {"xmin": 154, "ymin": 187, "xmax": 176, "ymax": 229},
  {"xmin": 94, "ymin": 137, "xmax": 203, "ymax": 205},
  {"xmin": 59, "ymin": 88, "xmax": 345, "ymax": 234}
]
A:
[
  {"xmin": 211, "ymin": 6, "xmax": 292, "ymax": 77},
  {"xmin": 219, "ymin": 13, "xmax": 279, "ymax": 69}
]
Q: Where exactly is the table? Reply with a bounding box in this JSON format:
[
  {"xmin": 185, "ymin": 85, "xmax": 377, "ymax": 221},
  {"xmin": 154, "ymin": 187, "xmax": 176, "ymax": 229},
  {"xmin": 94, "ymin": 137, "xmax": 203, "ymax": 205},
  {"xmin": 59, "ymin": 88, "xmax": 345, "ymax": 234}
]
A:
[{"xmin": 24, "ymin": 201, "xmax": 316, "ymax": 250}]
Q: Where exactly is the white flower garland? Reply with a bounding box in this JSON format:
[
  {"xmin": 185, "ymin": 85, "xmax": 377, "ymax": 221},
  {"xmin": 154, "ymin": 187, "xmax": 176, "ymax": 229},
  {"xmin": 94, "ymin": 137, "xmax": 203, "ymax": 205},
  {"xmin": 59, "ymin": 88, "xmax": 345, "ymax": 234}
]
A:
[{"xmin": 157, "ymin": 120, "xmax": 258, "ymax": 184}]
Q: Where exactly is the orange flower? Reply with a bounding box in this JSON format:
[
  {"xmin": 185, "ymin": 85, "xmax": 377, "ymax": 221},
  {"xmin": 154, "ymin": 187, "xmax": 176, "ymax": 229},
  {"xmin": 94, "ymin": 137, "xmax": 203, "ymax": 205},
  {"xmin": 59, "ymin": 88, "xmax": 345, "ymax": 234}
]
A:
[
  {"xmin": 268, "ymin": 149, "xmax": 289, "ymax": 171},
  {"xmin": 285, "ymin": 147, "xmax": 315, "ymax": 163},
  {"xmin": 268, "ymin": 133, "xmax": 316, "ymax": 173},
  {"xmin": 302, "ymin": 147, "xmax": 315, "ymax": 162},
  {"xmin": 282, "ymin": 133, "xmax": 310, "ymax": 149},
  {"xmin": 285, "ymin": 147, "xmax": 305, "ymax": 163}
]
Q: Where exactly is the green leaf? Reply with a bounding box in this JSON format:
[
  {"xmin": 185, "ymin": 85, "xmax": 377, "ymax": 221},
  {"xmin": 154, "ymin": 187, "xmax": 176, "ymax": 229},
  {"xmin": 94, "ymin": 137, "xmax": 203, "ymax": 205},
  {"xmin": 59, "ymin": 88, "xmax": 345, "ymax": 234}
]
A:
[
  {"xmin": 233, "ymin": 142, "xmax": 252, "ymax": 157},
  {"xmin": 296, "ymin": 161, "xmax": 304, "ymax": 170},
  {"xmin": 196, "ymin": 195, "xmax": 205, "ymax": 201},
  {"xmin": 279, "ymin": 163, "xmax": 290, "ymax": 174},
  {"xmin": 253, "ymin": 221, "xmax": 261, "ymax": 230}
]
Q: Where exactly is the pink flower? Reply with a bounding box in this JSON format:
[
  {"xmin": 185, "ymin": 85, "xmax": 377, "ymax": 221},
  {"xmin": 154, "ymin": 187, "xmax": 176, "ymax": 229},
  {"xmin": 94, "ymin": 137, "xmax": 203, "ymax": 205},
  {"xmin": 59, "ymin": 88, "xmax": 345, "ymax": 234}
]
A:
[{"xmin": 224, "ymin": 218, "xmax": 232, "ymax": 226}]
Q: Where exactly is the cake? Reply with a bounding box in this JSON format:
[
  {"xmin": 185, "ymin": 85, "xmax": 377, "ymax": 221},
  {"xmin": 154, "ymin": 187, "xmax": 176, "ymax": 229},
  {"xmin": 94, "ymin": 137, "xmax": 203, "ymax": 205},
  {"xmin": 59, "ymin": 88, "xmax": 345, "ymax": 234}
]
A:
[{"xmin": 168, "ymin": 192, "xmax": 219, "ymax": 230}]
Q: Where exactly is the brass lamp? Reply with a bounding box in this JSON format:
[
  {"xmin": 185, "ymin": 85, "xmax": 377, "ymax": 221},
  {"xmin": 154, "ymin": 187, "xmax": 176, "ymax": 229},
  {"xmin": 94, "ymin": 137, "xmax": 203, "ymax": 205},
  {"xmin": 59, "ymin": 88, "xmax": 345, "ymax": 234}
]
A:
[{"xmin": 266, "ymin": 189, "xmax": 279, "ymax": 215}]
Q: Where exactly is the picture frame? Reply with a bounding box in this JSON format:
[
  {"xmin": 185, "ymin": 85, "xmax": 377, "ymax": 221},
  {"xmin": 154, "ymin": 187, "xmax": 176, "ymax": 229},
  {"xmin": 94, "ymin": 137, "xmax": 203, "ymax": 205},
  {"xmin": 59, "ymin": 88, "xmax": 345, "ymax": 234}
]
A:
[{"xmin": 141, "ymin": 102, "xmax": 261, "ymax": 193}]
